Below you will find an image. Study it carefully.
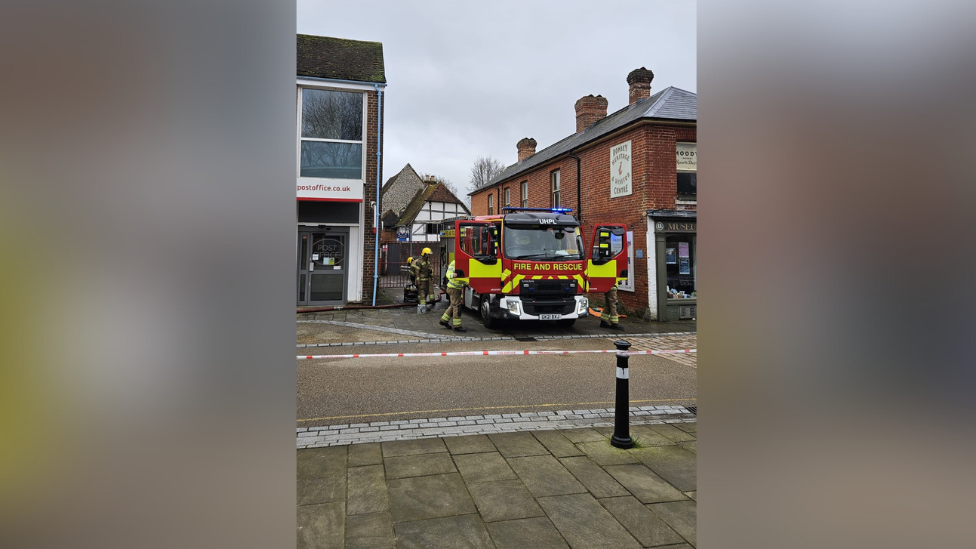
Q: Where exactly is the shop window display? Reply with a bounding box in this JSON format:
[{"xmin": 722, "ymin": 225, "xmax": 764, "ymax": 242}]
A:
[{"xmin": 665, "ymin": 236, "xmax": 696, "ymax": 299}]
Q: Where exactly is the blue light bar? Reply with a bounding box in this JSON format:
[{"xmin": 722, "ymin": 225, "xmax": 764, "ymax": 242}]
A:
[{"xmin": 501, "ymin": 207, "xmax": 574, "ymax": 213}]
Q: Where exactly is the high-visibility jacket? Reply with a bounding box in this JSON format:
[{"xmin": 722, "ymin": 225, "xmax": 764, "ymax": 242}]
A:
[{"xmin": 446, "ymin": 260, "xmax": 465, "ymax": 289}]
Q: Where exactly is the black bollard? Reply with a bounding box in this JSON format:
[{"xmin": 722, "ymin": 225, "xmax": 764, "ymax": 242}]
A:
[{"xmin": 610, "ymin": 339, "xmax": 634, "ymax": 449}]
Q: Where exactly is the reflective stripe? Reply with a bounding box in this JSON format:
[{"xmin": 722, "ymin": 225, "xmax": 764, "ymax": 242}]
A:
[{"xmin": 616, "ymin": 367, "xmax": 629, "ymax": 379}]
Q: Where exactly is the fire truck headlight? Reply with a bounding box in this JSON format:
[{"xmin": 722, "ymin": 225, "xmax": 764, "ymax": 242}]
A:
[
  {"xmin": 577, "ymin": 297, "xmax": 589, "ymax": 315},
  {"xmin": 507, "ymin": 300, "xmax": 522, "ymax": 316}
]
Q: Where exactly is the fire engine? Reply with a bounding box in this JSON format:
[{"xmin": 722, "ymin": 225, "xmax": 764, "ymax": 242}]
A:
[{"xmin": 438, "ymin": 207, "xmax": 627, "ymax": 328}]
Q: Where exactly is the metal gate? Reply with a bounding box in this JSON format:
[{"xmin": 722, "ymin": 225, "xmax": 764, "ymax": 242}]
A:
[{"xmin": 379, "ymin": 242, "xmax": 442, "ymax": 289}]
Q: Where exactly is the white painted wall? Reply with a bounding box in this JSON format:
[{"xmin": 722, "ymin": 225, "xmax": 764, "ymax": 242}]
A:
[
  {"xmin": 348, "ymin": 227, "xmax": 363, "ymax": 302},
  {"xmin": 646, "ymin": 217, "xmax": 658, "ymax": 321}
]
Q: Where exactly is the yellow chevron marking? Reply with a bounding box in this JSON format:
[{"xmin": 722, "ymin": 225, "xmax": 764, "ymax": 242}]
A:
[
  {"xmin": 532, "ymin": 275, "xmax": 543, "ymax": 280},
  {"xmin": 501, "ymin": 269, "xmax": 512, "ymax": 282}
]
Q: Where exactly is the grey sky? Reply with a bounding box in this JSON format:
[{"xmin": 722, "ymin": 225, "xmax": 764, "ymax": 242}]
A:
[{"xmin": 298, "ymin": 0, "xmax": 696, "ymax": 200}]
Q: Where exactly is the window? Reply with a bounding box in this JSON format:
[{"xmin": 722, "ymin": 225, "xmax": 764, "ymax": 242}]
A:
[
  {"xmin": 676, "ymin": 142, "xmax": 696, "ymax": 198},
  {"xmin": 425, "ymin": 223, "xmax": 439, "ymax": 234},
  {"xmin": 665, "ymin": 236, "xmax": 696, "ymax": 299},
  {"xmin": 550, "ymin": 170, "xmax": 560, "ymax": 207},
  {"xmin": 504, "ymin": 187, "xmax": 511, "ymax": 207},
  {"xmin": 300, "ymin": 88, "xmax": 364, "ymax": 179},
  {"xmin": 520, "ymin": 182, "xmax": 528, "ymax": 207},
  {"xmin": 487, "ymin": 194, "xmax": 494, "ymax": 215}
]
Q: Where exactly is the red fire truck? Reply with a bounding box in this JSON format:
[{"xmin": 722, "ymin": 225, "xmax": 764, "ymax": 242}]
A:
[{"xmin": 438, "ymin": 207, "xmax": 627, "ymax": 328}]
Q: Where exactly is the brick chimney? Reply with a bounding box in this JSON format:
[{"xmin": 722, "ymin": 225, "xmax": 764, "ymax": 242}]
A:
[
  {"xmin": 516, "ymin": 137, "xmax": 537, "ymax": 162},
  {"xmin": 627, "ymin": 67, "xmax": 654, "ymax": 105},
  {"xmin": 575, "ymin": 95, "xmax": 608, "ymax": 133}
]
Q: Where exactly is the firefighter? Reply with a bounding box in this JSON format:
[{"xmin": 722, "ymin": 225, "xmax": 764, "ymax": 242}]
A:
[
  {"xmin": 440, "ymin": 259, "xmax": 467, "ymax": 332},
  {"xmin": 600, "ymin": 280, "xmax": 625, "ymax": 330},
  {"xmin": 410, "ymin": 248, "xmax": 435, "ymax": 311}
]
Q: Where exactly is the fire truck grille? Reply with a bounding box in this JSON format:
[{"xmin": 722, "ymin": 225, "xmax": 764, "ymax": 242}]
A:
[
  {"xmin": 520, "ymin": 279, "xmax": 576, "ymax": 297},
  {"xmin": 522, "ymin": 298, "xmax": 576, "ymax": 316}
]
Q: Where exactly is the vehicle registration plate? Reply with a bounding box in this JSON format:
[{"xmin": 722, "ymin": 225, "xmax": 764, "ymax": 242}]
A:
[{"xmin": 539, "ymin": 314, "xmax": 561, "ymax": 320}]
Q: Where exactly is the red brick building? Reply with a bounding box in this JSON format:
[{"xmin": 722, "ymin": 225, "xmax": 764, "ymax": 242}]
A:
[{"xmin": 469, "ymin": 68, "xmax": 696, "ymax": 321}]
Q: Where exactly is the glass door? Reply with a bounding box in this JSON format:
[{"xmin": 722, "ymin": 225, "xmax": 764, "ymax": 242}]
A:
[{"xmin": 297, "ymin": 228, "xmax": 348, "ymax": 305}]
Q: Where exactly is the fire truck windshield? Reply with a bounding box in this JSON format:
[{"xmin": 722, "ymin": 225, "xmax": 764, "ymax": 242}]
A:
[{"xmin": 503, "ymin": 225, "xmax": 584, "ymax": 261}]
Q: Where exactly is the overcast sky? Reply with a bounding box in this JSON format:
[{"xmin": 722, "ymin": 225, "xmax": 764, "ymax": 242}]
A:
[{"xmin": 298, "ymin": 0, "xmax": 696, "ymax": 200}]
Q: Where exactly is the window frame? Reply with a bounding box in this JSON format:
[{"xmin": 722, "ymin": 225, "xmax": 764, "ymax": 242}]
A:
[
  {"xmin": 676, "ymin": 141, "xmax": 697, "ymax": 201},
  {"xmin": 297, "ymin": 85, "xmax": 368, "ymax": 181},
  {"xmin": 550, "ymin": 170, "xmax": 561, "ymax": 207},
  {"xmin": 487, "ymin": 193, "xmax": 494, "ymax": 215},
  {"xmin": 520, "ymin": 181, "xmax": 528, "ymax": 207},
  {"xmin": 504, "ymin": 187, "xmax": 511, "ymax": 207}
]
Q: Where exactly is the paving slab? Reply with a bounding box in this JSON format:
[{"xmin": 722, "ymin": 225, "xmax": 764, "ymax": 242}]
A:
[
  {"xmin": 297, "ymin": 446, "xmax": 347, "ymax": 479},
  {"xmin": 384, "ymin": 452, "xmax": 457, "ymax": 479},
  {"xmin": 644, "ymin": 423, "xmax": 697, "ymax": 443},
  {"xmin": 508, "ymin": 455, "xmax": 588, "ymax": 497},
  {"xmin": 444, "ymin": 434, "xmax": 496, "ymax": 455},
  {"xmin": 647, "ymin": 501, "xmax": 697, "ymax": 547},
  {"xmin": 453, "ymin": 452, "xmax": 517, "ymax": 484},
  {"xmin": 296, "ymin": 501, "xmax": 345, "ymax": 549},
  {"xmin": 537, "ymin": 493, "xmax": 642, "ymax": 549},
  {"xmin": 393, "ymin": 514, "xmax": 494, "ymax": 549},
  {"xmin": 560, "ymin": 428, "xmax": 606, "ymax": 443},
  {"xmin": 297, "ymin": 476, "xmax": 346, "ymax": 506},
  {"xmin": 467, "ymin": 479, "xmax": 545, "ymax": 523},
  {"xmin": 603, "ymin": 464, "xmax": 688, "ymax": 504},
  {"xmin": 488, "ymin": 431, "xmax": 549, "ymax": 457},
  {"xmin": 559, "ymin": 456, "xmax": 630, "ymax": 498},
  {"xmin": 631, "ymin": 446, "xmax": 697, "ymax": 492},
  {"xmin": 347, "ymin": 465, "xmax": 389, "ymax": 515},
  {"xmin": 485, "ymin": 517, "xmax": 570, "ymax": 549},
  {"xmin": 576, "ymin": 440, "xmax": 642, "ymax": 466},
  {"xmin": 382, "ymin": 438, "xmax": 448, "ymax": 458},
  {"xmin": 532, "ymin": 430, "xmax": 585, "ymax": 458},
  {"xmin": 599, "ymin": 495, "xmax": 685, "ymax": 547},
  {"xmin": 629, "ymin": 425, "xmax": 681, "ymax": 447},
  {"xmin": 679, "ymin": 441, "xmax": 696, "ymax": 455},
  {"xmin": 348, "ymin": 442, "xmax": 383, "ymax": 467},
  {"xmin": 684, "ymin": 491, "xmax": 696, "ymax": 501},
  {"xmin": 671, "ymin": 422, "xmax": 696, "ymax": 435},
  {"xmin": 346, "ymin": 511, "xmax": 395, "ymax": 549},
  {"xmin": 387, "ymin": 473, "xmax": 477, "ymax": 523}
]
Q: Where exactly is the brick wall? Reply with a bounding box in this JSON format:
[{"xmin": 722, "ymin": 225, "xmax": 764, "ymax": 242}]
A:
[
  {"xmin": 360, "ymin": 89, "xmax": 384, "ymax": 303},
  {"xmin": 469, "ymin": 121, "xmax": 696, "ymax": 315}
]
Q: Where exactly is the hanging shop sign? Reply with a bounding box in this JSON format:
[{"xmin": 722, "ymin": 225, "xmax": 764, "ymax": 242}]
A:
[
  {"xmin": 610, "ymin": 140, "xmax": 633, "ymax": 198},
  {"xmin": 297, "ymin": 180, "xmax": 364, "ymax": 202},
  {"xmin": 676, "ymin": 143, "xmax": 697, "ymax": 172},
  {"xmin": 396, "ymin": 226, "xmax": 409, "ymax": 242}
]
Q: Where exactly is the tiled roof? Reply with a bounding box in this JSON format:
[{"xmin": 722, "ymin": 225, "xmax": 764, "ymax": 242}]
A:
[
  {"xmin": 297, "ymin": 34, "xmax": 386, "ymax": 83},
  {"xmin": 394, "ymin": 183, "xmax": 470, "ymax": 227},
  {"xmin": 471, "ymin": 86, "xmax": 696, "ymax": 195}
]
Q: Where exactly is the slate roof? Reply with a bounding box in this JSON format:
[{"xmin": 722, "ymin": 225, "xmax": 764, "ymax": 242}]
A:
[
  {"xmin": 471, "ymin": 86, "xmax": 696, "ymax": 195},
  {"xmin": 297, "ymin": 34, "xmax": 386, "ymax": 83}
]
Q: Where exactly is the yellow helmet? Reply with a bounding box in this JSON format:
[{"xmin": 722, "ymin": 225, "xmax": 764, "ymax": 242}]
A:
[
  {"xmin": 406, "ymin": 257, "xmax": 413, "ymax": 264},
  {"xmin": 422, "ymin": 247, "xmax": 432, "ymax": 256}
]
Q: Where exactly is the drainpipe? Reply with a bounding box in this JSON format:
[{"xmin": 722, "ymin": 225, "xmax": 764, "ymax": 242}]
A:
[
  {"xmin": 568, "ymin": 152, "xmax": 581, "ymax": 223},
  {"xmin": 371, "ymin": 83, "xmax": 384, "ymax": 306}
]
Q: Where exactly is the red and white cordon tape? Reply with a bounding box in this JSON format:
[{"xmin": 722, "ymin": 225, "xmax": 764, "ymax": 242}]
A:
[{"xmin": 298, "ymin": 349, "xmax": 696, "ymax": 360}]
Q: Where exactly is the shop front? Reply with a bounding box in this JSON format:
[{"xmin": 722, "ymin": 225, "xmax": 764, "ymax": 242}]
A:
[
  {"xmin": 297, "ymin": 200, "xmax": 364, "ymax": 306},
  {"xmin": 647, "ymin": 210, "xmax": 697, "ymax": 321}
]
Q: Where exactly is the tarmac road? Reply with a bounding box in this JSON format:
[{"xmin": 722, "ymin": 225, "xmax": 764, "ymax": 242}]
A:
[{"xmin": 297, "ymin": 337, "xmax": 697, "ymax": 428}]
